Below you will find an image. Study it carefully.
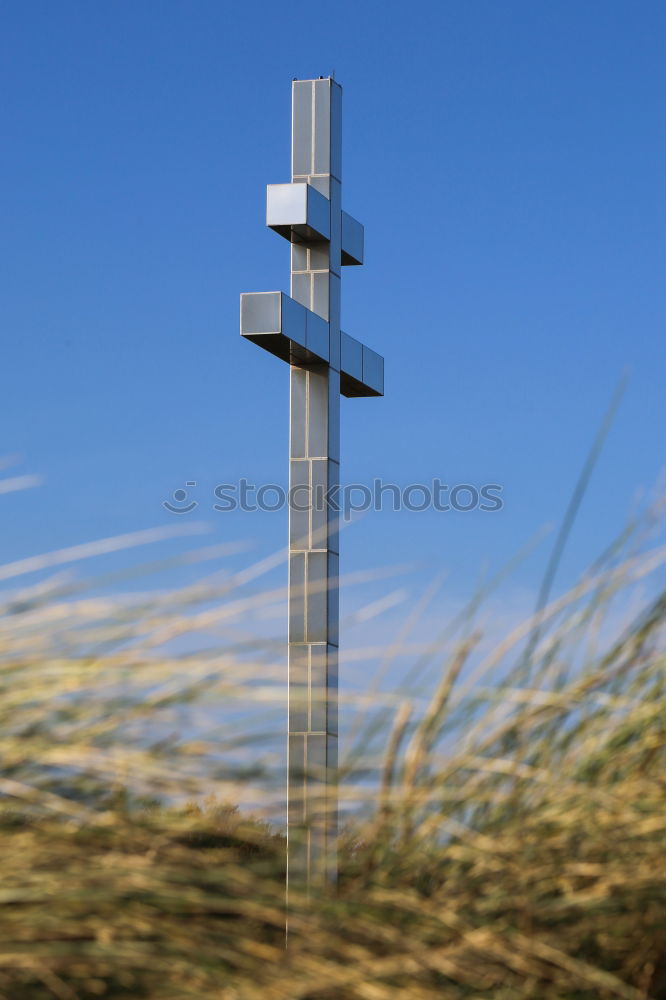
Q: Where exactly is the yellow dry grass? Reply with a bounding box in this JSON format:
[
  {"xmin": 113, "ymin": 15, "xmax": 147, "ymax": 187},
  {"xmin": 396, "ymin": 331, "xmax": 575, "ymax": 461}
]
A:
[{"xmin": 0, "ymin": 517, "xmax": 664, "ymax": 999}]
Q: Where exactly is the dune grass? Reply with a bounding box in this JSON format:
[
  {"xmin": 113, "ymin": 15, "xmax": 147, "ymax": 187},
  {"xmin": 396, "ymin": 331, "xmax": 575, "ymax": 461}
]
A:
[{"xmin": 0, "ymin": 518, "xmax": 664, "ymax": 999}]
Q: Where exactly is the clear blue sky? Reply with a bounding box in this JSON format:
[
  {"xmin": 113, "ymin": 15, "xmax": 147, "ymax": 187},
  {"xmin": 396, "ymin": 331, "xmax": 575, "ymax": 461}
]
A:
[{"xmin": 2, "ymin": 1, "xmax": 665, "ymax": 609}]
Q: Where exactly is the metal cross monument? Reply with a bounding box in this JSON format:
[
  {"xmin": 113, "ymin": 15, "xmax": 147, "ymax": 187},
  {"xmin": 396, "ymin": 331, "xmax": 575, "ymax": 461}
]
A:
[{"xmin": 240, "ymin": 78, "xmax": 384, "ymax": 887}]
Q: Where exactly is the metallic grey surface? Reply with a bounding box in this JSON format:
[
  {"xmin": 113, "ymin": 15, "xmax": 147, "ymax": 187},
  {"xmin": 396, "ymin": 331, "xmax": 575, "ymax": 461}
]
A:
[
  {"xmin": 340, "ymin": 331, "xmax": 363, "ymax": 382},
  {"xmin": 267, "ymin": 182, "xmax": 331, "ymax": 243},
  {"xmin": 362, "ymin": 346, "xmax": 384, "ymax": 396},
  {"xmin": 240, "ymin": 291, "xmax": 329, "ymax": 366},
  {"xmin": 306, "ymin": 311, "xmax": 330, "ymax": 363},
  {"xmin": 341, "ymin": 211, "xmax": 364, "ymax": 266},
  {"xmin": 292, "ymin": 81, "xmax": 313, "ymax": 178},
  {"xmin": 329, "ymin": 178, "xmax": 342, "ymax": 278},
  {"xmin": 239, "ymin": 78, "xmax": 385, "ymax": 890},
  {"xmin": 340, "ymin": 339, "xmax": 385, "ymax": 397}
]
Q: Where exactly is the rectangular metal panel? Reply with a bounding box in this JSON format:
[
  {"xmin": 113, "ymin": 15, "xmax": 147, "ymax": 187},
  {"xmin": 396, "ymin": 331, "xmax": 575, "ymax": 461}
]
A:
[
  {"xmin": 310, "ymin": 458, "xmax": 328, "ymax": 549},
  {"xmin": 341, "ymin": 211, "xmax": 364, "ymax": 266},
  {"xmin": 289, "ymin": 459, "xmax": 310, "ymax": 549},
  {"xmin": 327, "ymin": 371, "xmax": 341, "ymax": 463},
  {"xmin": 327, "ymin": 552, "xmax": 339, "ymax": 648},
  {"xmin": 306, "ymin": 550, "xmax": 328, "ymax": 642},
  {"xmin": 306, "ymin": 732, "xmax": 328, "ymax": 783},
  {"xmin": 291, "ymin": 272, "xmax": 311, "ymax": 309},
  {"xmin": 268, "ymin": 182, "xmax": 331, "ymax": 243},
  {"xmin": 307, "ymin": 367, "xmax": 328, "ymax": 458},
  {"xmin": 289, "ymin": 551, "xmax": 305, "ymax": 642},
  {"xmin": 309, "ymin": 643, "xmax": 328, "ymax": 732},
  {"xmin": 362, "ymin": 345, "xmax": 384, "ymax": 395},
  {"xmin": 308, "ymin": 175, "xmax": 330, "ymax": 198},
  {"xmin": 325, "ymin": 734, "xmax": 338, "ymax": 868},
  {"xmin": 241, "ymin": 292, "xmax": 298, "ymax": 364},
  {"xmin": 328, "ymin": 273, "xmax": 341, "ymax": 370},
  {"xmin": 292, "ymin": 81, "xmax": 313, "ymax": 177},
  {"xmin": 340, "ymin": 342, "xmax": 385, "ymax": 395},
  {"xmin": 340, "ymin": 331, "xmax": 363, "ymax": 382},
  {"xmin": 330, "ymin": 81, "xmax": 342, "ymax": 181},
  {"xmin": 289, "ymin": 644, "xmax": 309, "ymax": 733},
  {"xmin": 291, "ymin": 243, "xmax": 308, "ymax": 272},
  {"xmin": 329, "ymin": 179, "xmax": 342, "ymax": 278},
  {"xmin": 306, "ymin": 312, "xmax": 330, "ymax": 363},
  {"xmin": 309, "ymin": 243, "xmax": 329, "ymax": 271},
  {"xmin": 280, "ymin": 292, "xmax": 307, "ymax": 343},
  {"xmin": 313, "ymin": 79, "xmax": 331, "ymax": 175},
  {"xmin": 312, "ymin": 272, "xmax": 329, "ymax": 319},
  {"xmin": 288, "ymin": 733, "xmax": 306, "ymax": 824},
  {"xmin": 306, "ymin": 184, "xmax": 331, "ymax": 240},
  {"xmin": 290, "ymin": 367, "xmax": 307, "ymax": 458},
  {"xmin": 327, "ymin": 459, "xmax": 340, "ymax": 555},
  {"xmin": 240, "ymin": 291, "xmax": 281, "ymax": 334},
  {"xmin": 326, "ymin": 645, "xmax": 338, "ymax": 735},
  {"xmin": 267, "ymin": 183, "xmax": 307, "ymax": 228}
]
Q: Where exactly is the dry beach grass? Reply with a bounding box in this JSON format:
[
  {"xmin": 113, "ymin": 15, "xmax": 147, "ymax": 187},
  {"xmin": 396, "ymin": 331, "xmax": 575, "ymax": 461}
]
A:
[{"xmin": 0, "ymin": 510, "xmax": 665, "ymax": 998}]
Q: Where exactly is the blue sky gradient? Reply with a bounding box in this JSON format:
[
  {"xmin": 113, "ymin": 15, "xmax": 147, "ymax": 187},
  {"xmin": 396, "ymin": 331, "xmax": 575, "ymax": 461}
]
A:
[{"xmin": 2, "ymin": 1, "xmax": 665, "ymax": 613}]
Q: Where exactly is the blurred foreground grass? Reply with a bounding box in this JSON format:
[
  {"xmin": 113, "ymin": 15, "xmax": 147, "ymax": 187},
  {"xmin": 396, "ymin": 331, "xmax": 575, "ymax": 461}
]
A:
[{"xmin": 0, "ymin": 519, "xmax": 665, "ymax": 999}]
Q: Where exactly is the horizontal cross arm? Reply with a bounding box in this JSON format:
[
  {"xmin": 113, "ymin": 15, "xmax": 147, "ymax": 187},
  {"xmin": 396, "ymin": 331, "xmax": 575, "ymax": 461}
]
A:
[
  {"xmin": 266, "ymin": 183, "xmax": 330, "ymax": 242},
  {"xmin": 240, "ymin": 294, "xmax": 383, "ymax": 397},
  {"xmin": 340, "ymin": 332, "xmax": 383, "ymax": 397},
  {"xmin": 240, "ymin": 291, "xmax": 329, "ymax": 365},
  {"xmin": 266, "ymin": 183, "xmax": 364, "ymax": 266}
]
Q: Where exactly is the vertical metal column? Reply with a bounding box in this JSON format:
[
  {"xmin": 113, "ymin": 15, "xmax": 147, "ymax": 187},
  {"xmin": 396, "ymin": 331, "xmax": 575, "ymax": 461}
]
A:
[
  {"xmin": 240, "ymin": 77, "xmax": 384, "ymax": 894},
  {"xmin": 287, "ymin": 79, "xmax": 342, "ymax": 888}
]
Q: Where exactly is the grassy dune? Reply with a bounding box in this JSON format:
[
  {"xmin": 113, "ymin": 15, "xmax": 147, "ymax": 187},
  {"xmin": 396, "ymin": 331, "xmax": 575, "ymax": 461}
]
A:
[{"xmin": 0, "ymin": 522, "xmax": 664, "ymax": 998}]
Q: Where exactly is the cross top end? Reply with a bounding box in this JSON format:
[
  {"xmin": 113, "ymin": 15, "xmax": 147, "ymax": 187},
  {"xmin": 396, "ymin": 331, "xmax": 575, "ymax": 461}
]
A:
[{"xmin": 240, "ymin": 78, "xmax": 384, "ymax": 398}]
